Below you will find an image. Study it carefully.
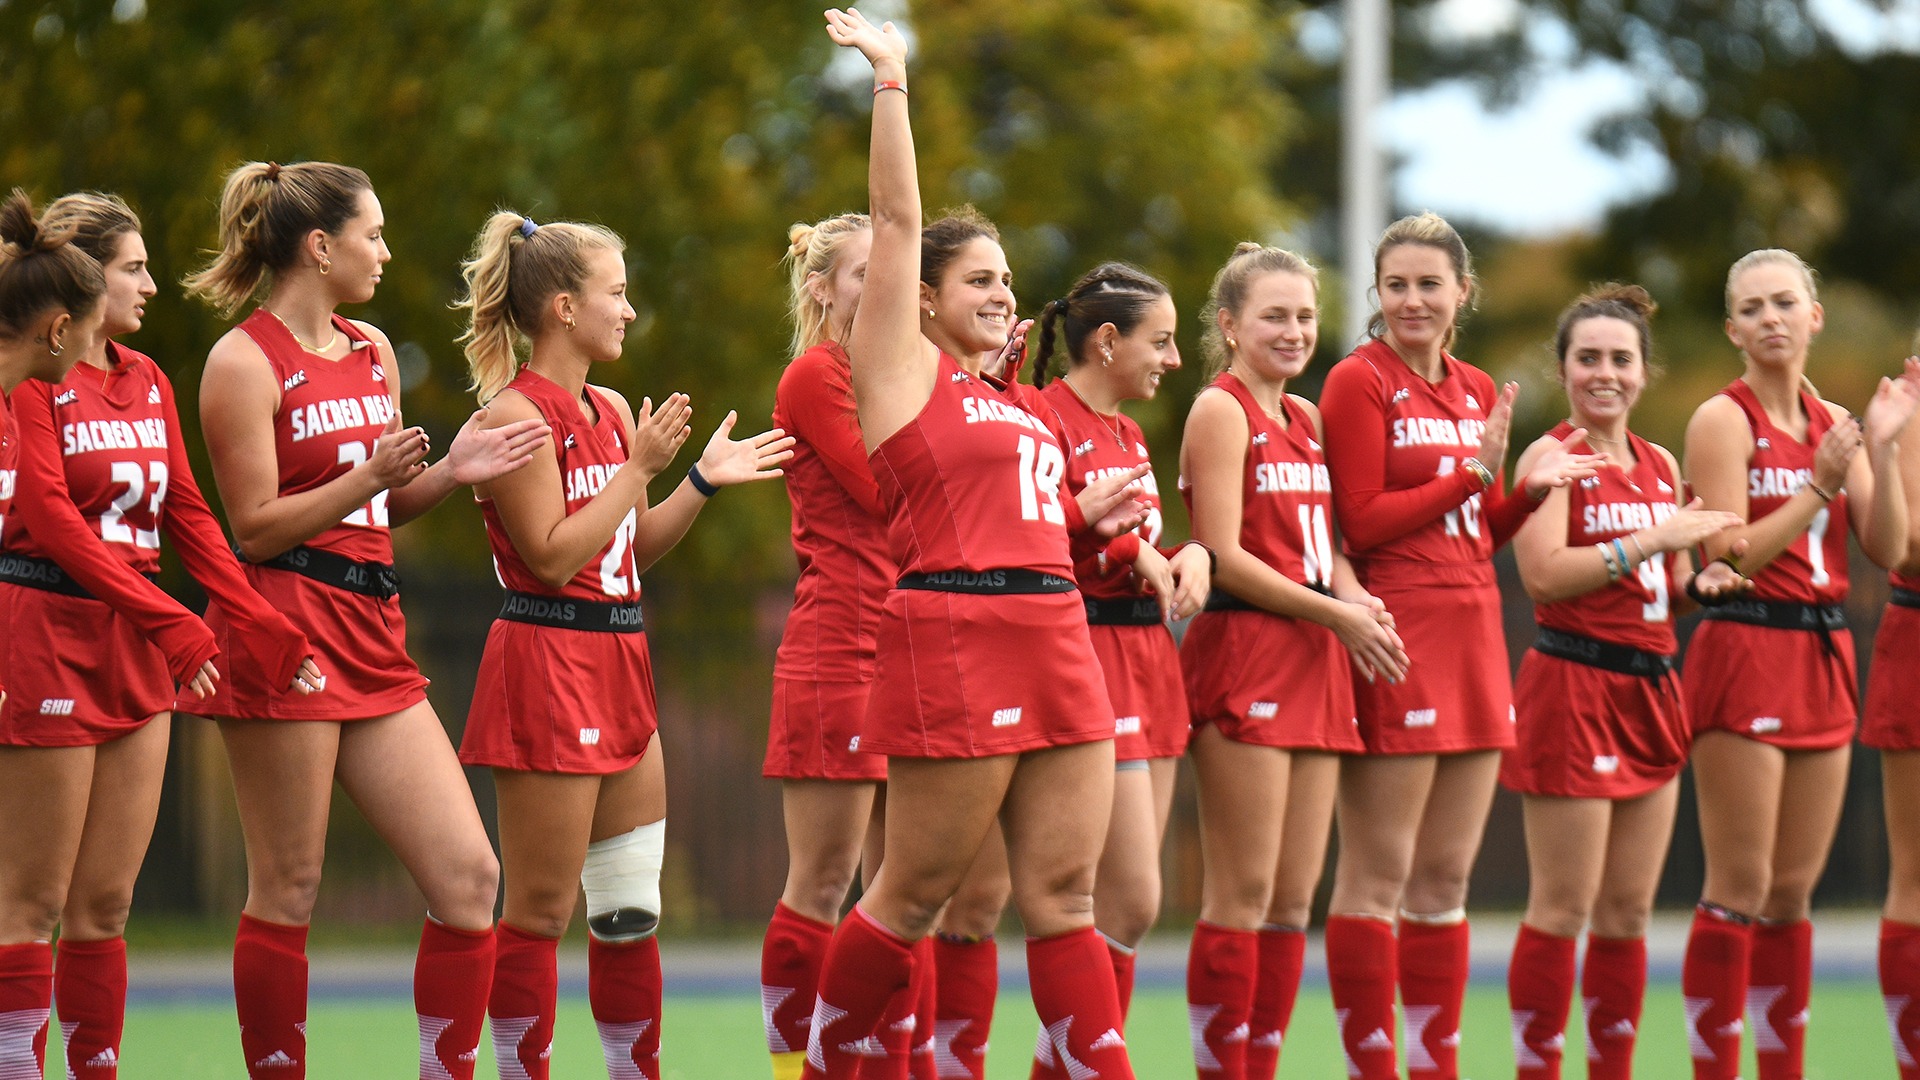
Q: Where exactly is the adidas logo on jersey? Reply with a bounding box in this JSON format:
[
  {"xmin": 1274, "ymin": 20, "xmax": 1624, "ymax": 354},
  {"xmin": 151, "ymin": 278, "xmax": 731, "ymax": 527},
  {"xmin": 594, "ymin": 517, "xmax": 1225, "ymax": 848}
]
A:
[
  {"xmin": 1073, "ymin": 438, "xmax": 1096, "ymax": 457},
  {"xmin": 1756, "ymin": 437, "xmax": 1771, "ymax": 450},
  {"xmin": 283, "ymin": 370, "xmax": 309, "ymax": 392},
  {"xmin": 1592, "ymin": 755, "xmax": 1620, "ymax": 774},
  {"xmin": 148, "ymin": 385, "xmax": 163, "ymax": 404},
  {"xmin": 1750, "ymin": 716, "xmax": 1783, "ymax": 734},
  {"xmin": 1308, "ymin": 438, "xmax": 1322, "ymax": 451},
  {"xmin": 53, "ymin": 388, "xmax": 78, "ymax": 406},
  {"xmin": 372, "ymin": 362, "xmax": 386, "ymax": 381},
  {"xmin": 40, "ymin": 699, "xmax": 75, "ymax": 716},
  {"xmin": 1089, "ymin": 1028, "xmax": 1126, "ymax": 1051},
  {"xmin": 579, "ymin": 727, "xmax": 602, "ymax": 745},
  {"xmin": 1247, "ymin": 701, "xmax": 1279, "ymax": 719},
  {"xmin": 253, "ymin": 1050, "xmax": 299, "ymax": 1068},
  {"xmin": 1392, "ymin": 388, "xmax": 1411, "ymax": 404},
  {"xmin": 991, "ymin": 707, "xmax": 1023, "ymax": 728},
  {"xmin": 1404, "ymin": 708, "xmax": 1437, "ymax": 728},
  {"xmin": 1251, "ymin": 433, "xmax": 1269, "ymax": 446},
  {"xmin": 1465, "ymin": 394, "xmax": 1480, "ymax": 411}
]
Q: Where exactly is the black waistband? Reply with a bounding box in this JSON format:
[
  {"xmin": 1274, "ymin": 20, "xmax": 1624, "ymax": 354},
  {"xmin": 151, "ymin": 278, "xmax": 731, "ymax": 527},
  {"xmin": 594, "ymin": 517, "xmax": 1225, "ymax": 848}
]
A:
[
  {"xmin": 1533, "ymin": 627, "xmax": 1673, "ymax": 680},
  {"xmin": 250, "ymin": 544, "xmax": 400, "ymax": 599},
  {"xmin": 497, "ymin": 590, "xmax": 646, "ymax": 633},
  {"xmin": 1701, "ymin": 598, "xmax": 1848, "ymax": 632},
  {"xmin": 1892, "ymin": 586, "xmax": 1920, "ymax": 610},
  {"xmin": 1204, "ymin": 583, "xmax": 1331, "ymax": 613},
  {"xmin": 0, "ymin": 554, "xmax": 158, "ymax": 601},
  {"xmin": 1083, "ymin": 596, "xmax": 1165, "ymax": 626},
  {"xmin": 895, "ymin": 569, "xmax": 1077, "ymax": 595}
]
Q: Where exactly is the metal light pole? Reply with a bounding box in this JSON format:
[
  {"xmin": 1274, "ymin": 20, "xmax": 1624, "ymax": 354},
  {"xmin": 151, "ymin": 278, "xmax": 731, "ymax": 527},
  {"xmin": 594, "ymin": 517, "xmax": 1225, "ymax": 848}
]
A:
[{"xmin": 1342, "ymin": 0, "xmax": 1390, "ymax": 349}]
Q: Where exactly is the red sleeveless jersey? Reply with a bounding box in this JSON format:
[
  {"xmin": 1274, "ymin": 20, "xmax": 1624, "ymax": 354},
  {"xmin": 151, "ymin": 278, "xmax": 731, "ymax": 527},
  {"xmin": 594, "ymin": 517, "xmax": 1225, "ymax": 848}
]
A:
[
  {"xmin": 1720, "ymin": 379, "xmax": 1849, "ymax": 604},
  {"xmin": 5, "ymin": 345, "xmax": 174, "ymax": 572},
  {"xmin": 481, "ymin": 369, "xmax": 638, "ymax": 602},
  {"xmin": 1182, "ymin": 372, "xmax": 1335, "ymax": 589},
  {"xmin": 1038, "ymin": 379, "xmax": 1163, "ymax": 599},
  {"xmin": 1320, "ymin": 338, "xmax": 1498, "ymax": 582},
  {"xmin": 241, "ymin": 309, "xmax": 396, "ymax": 564},
  {"xmin": 1534, "ymin": 422, "xmax": 1680, "ymax": 654},
  {"xmin": 870, "ymin": 352, "xmax": 1074, "ymax": 576},
  {"xmin": 771, "ymin": 342, "xmax": 892, "ymax": 680}
]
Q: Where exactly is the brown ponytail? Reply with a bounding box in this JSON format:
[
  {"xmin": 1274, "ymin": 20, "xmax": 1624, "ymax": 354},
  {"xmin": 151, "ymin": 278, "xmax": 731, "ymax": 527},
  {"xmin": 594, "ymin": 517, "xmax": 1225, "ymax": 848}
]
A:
[
  {"xmin": 183, "ymin": 160, "xmax": 372, "ymax": 317},
  {"xmin": 0, "ymin": 188, "xmax": 107, "ymax": 339}
]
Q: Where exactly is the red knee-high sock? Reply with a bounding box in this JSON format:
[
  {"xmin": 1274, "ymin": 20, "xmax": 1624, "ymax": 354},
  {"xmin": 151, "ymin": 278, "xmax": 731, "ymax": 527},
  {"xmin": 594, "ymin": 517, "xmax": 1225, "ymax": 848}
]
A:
[
  {"xmin": 856, "ymin": 950, "xmax": 917, "ymax": 1080},
  {"xmin": 1245, "ymin": 927, "xmax": 1305, "ymax": 1080},
  {"xmin": 1507, "ymin": 924, "xmax": 1576, "ymax": 1080},
  {"xmin": 931, "ymin": 936, "xmax": 995, "ymax": 1080},
  {"xmin": 1400, "ymin": 919, "xmax": 1469, "ymax": 1080},
  {"xmin": 1582, "ymin": 935, "xmax": 1646, "ymax": 1080},
  {"xmin": 1326, "ymin": 915, "xmax": 1397, "ymax": 1080},
  {"xmin": 765, "ymin": 903, "xmax": 834, "ymax": 1058},
  {"xmin": 909, "ymin": 937, "xmax": 937, "ymax": 1080},
  {"xmin": 1027, "ymin": 927, "xmax": 1134, "ymax": 1080},
  {"xmin": 56, "ymin": 936, "xmax": 126, "ymax": 1080},
  {"xmin": 1187, "ymin": 922, "xmax": 1257, "ymax": 1079},
  {"xmin": 1107, "ymin": 938, "xmax": 1136, "ymax": 1024},
  {"xmin": 589, "ymin": 934, "xmax": 663, "ymax": 1080},
  {"xmin": 802, "ymin": 907, "xmax": 914, "ymax": 1080},
  {"xmin": 415, "ymin": 920, "xmax": 493, "ymax": 1080},
  {"xmin": 234, "ymin": 914, "xmax": 308, "ymax": 1079},
  {"xmin": 0, "ymin": 941, "xmax": 52, "ymax": 1080},
  {"xmin": 1683, "ymin": 905, "xmax": 1753, "ymax": 1080},
  {"xmin": 1881, "ymin": 919, "xmax": 1920, "ymax": 1080},
  {"xmin": 488, "ymin": 923, "xmax": 559, "ymax": 1080},
  {"xmin": 1751, "ymin": 919, "xmax": 1812, "ymax": 1080}
]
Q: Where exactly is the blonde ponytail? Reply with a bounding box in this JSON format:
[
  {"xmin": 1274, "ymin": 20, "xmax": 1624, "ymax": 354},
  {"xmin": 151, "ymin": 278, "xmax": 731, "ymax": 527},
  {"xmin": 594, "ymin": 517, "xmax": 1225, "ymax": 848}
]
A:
[
  {"xmin": 784, "ymin": 212, "xmax": 870, "ymax": 357},
  {"xmin": 453, "ymin": 211, "xmax": 624, "ymax": 402}
]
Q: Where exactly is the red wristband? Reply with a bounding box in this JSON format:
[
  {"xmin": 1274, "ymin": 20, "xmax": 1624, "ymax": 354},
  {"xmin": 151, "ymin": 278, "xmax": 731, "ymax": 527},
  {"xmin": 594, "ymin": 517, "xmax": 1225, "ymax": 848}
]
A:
[{"xmin": 873, "ymin": 80, "xmax": 907, "ymax": 97}]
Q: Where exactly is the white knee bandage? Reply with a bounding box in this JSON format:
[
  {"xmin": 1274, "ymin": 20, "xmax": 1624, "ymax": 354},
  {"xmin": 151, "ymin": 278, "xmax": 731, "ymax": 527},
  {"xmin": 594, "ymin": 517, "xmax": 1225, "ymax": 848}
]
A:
[
  {"xmin": 581, "ymin": 819, "xmax": 665, "ymax": 942},
  {"xmin": 1399, "ymin": 907, "xmax": 1467, "ymax": 927}
]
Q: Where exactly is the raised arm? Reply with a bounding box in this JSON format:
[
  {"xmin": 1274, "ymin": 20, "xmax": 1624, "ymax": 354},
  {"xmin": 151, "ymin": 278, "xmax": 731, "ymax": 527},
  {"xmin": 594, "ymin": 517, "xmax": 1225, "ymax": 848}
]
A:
[{"xmin": 827, "ymin": 8, "xmax": 926, "ymax": 449}]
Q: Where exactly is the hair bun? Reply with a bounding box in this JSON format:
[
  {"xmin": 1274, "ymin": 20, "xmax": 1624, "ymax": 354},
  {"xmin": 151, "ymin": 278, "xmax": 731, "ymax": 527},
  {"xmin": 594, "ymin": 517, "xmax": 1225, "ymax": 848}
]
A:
[
  {"xmin": 787, "ymin": 222, "xmax": 816, "ymax": 261},
  {"xmin": 1232, "ymin": 240, "xmax": 1265, "ymax": 257},
  {"xmin": 0, "ymin": 189, "xmax": 40, "ymax": 252}
]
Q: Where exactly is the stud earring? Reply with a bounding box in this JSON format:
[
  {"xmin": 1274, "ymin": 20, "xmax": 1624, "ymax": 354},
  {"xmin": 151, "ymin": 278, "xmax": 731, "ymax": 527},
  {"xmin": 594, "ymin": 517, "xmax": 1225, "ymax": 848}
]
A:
[
  {"xmin": 925, "ymin": 309, "xmax": 936, "ymax": 319},
  {"xmin": 564, "ymin": 317, "xmax": 577, "ymax": 332}
]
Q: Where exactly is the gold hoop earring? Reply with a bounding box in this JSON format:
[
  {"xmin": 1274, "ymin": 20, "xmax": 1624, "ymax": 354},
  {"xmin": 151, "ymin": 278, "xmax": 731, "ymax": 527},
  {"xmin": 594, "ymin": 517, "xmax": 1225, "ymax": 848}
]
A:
[
  {"xmin": 564, "ymin": 317, "xmax": 576, "ymax": 332},
  {"xmin": 319, "ymin": 257, "xmax": 332, "ymax": 276}
]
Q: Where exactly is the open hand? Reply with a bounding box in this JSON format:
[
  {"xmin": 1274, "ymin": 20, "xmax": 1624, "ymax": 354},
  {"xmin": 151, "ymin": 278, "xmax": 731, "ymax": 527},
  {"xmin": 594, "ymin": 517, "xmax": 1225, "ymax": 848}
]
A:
[
  {"xmin": 695, "ymin": 411, "xmax": 797, "ymax": 487},
  {"xmin": 447, "ymin": 406, "xmax": 552, "ymax": 485},
  {"xmin": 631, "ymin": 393, "xmax": 694, "ymax": 475},
  {"xmin": 825, "ymin": 7, "xmax": 909, "ymax": 73}
]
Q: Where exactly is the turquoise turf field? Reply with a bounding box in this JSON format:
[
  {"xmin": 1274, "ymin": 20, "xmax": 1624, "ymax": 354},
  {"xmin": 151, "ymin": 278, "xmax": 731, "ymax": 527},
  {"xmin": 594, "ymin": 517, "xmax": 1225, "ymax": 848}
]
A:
[{"xmin": 117, "ymin": 982, "xmax": 1895, "ymax": 1079}]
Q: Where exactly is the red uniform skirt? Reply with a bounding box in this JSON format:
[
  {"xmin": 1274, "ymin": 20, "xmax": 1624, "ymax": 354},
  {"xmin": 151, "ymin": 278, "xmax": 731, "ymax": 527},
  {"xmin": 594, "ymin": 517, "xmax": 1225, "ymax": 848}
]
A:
[
  {"xmin": 1681, "ymin": 618, "xmax": 1856, "ymax": 751},
  {"xmin": 185, "ymin": 565, "xmax": 427, "ymax": 722},
  {"xmin": 1863, "ymin": 603, "xmax": 1920, "ymax": 751},
  {"xmin": 1502, "ymin": 649, "xmax": 1688, "ymax": 799},
  {"xmin": 765, "ymin": 677, "xmax": 887, "ymax": 781},
  {"xmin": 860, "ymin": 589, "xmax": 1116, "ymax": 758},
  {"xmin": 1352, "ymin": 577, "xmax": 1513, "ymax": 754},
  {"xmin": 0, "ymin": 584, "xmax": 171, "ymax": 745},
  {"xmin": 461, "ymin": 619, "xmax": 659, "ymax": 774},
  {"xmin": 1181, "ymin": 609, "xmax": 1361, "ymax": 752},
  {"xmin": 1090, "ymin": 623, "xmax": 1189, "ymax": 761}
]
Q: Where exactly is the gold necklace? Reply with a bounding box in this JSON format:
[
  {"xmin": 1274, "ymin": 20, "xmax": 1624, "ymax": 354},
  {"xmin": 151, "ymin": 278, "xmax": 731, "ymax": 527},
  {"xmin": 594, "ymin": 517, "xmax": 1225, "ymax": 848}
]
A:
[
  {"xmin": 264, "ymin": 308, "xmax": 339, "ymax": 355},
  {"xmin": 1228, "ymin": 364, "xmax": 1288, "ymax": 423},
  {"xmin": 1061, "ymin": 373, "xmax": 1127, "ymax": 448}
]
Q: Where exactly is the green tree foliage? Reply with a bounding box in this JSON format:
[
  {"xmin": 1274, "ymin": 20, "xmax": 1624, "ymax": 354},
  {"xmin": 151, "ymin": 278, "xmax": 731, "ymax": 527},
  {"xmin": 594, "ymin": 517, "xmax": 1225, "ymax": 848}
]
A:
[{"xmin": 2, "ymin": 0, "xmax": 1305, "ymax": 578}]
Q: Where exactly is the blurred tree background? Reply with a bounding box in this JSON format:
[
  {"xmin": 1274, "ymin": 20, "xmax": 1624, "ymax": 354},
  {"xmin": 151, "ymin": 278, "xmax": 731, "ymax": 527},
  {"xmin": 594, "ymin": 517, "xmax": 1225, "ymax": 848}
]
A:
[{"xmin": 3, "ymin": 0, "xmax": 1913, "ymax": 932}]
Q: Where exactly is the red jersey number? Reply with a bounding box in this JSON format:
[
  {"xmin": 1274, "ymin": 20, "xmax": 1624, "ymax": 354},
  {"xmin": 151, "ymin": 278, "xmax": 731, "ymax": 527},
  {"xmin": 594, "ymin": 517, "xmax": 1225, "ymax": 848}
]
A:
[
  {"xmin": 100, "ymin": 460, "xmax": 169, "ymax": 549},
  {"xmin": 334, "ymin": 441, "xmax": 392, "ymax": 528},
  {"xmin": 1016, "ymin": 435, "xmax": 1067, "ymax": 525}
]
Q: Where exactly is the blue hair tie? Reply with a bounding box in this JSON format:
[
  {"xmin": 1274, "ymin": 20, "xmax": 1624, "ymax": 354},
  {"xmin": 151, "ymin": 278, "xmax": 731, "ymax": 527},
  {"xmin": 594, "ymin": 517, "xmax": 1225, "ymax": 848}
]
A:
[{"xmin": 518, "ymin": 218, "xmax": 537, "ymax": 239}]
